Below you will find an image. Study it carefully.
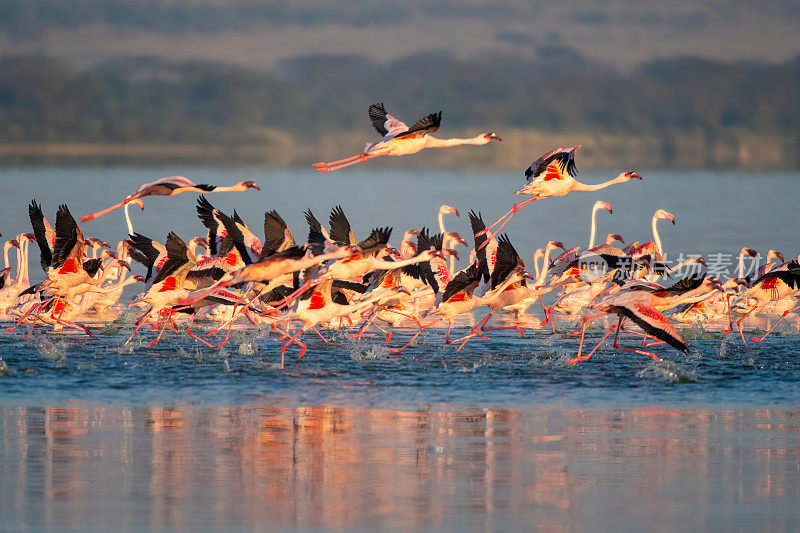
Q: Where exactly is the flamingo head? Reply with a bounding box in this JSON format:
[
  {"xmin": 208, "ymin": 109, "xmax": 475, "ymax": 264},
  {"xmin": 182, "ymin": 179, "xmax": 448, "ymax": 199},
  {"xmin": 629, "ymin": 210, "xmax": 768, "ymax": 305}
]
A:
[
  {"xmin": 382, "ymin": 245, "xmax": 401, "ymax": 258},
  {"xmin": 100, "ymin": 249, "xmax": 118, "ymax": 260},
  {"xmin": 740, "ymin": 247, "xmax": 758, "ymax": 258},
  {"xmin": 622, "ymin": 171, "xmax": 642, "ymax": 181},
  {"xmin": 445, "ymin": 232, "xmax": 468, "ymax": 247},
  {"xmin": 443, "ymin": 248, "xmax": 460, "ymax": 261},
  {"xmin": 655, "ymin": 209, "xmax": 675, "ymax": 224},
  {"xmin": 767, "ymin": 250, "xmax": 784, "ymax": 263},
  {"xmin": 132, "ymin": 276, "xmax": 146, "ymax": 284},
  {"xmin": 594, "ymin": 201, "xmax": 613, "ymax": 214},
  {"xmin": 402, "ymin": 229, "xmax": 420, "ymax": 239},
  {"xmin": 548, "ymin": 241, "xmax": 566, "ymax": 251},
  {"xmin": 439, "ymin": 205, "xmax": 459, "ymax": 217},
  {"xmin": 420, "ymin": 249, "xmax": 444, "ymax": 261},
  {"xmin": 693, "ymin": 257, "xmax": 708, "ymax": 267},
  {"xmin": 0, "ymin": 267, "xmax": 11, "ymax": 277},
  {"xmin": 483, "ymin": 132, "xmax": 502, "ymax": 142},
  {"xmin": 605, "ymin": 234, "xmax": 625, "ymax": 245},
  {"xmin": 115, "ymin": 259, "xmax": 132, "ymax": 271},
  {"xmin": 241, "ymin": 180, "xmax": 260, "ymax": 190},
  {"xmin": 19, "ymin": 233, "xmax": 36, "ymax": 242},
  {"xmin": 131, "ymin": 198, "xmax": 145, "ymax": 210}
]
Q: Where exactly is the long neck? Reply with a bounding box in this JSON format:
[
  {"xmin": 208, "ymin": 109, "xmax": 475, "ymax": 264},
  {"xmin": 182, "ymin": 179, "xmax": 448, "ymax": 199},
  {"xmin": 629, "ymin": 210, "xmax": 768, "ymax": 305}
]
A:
[
  {"xmin": 532, "ymin": 250, "xmax": 544, "ymax": 280},
  {"xmin": 667, "ymin": 257, "xmax": 700, "ymax": 275},
  {"xmin": 737, "ymin": 252, "xmax": 746, "ymax": 279},
  {"xmin": 3, "ymin": 243, "xmax": 10, "ymax": 271},
  {"xmin": 20, "ymin": 240, "xmax": 30, "ymax": 286},
  {"xmin": 13, "ymin": 242, "xmax": 22, "ymax": 286},
  {"xmin": 652, "ymin": 215, "xmax": 664, "ymax": 259},
  {"xmin": 124, "ymin": 201, "xmax": 134, "ymax": 235},
  {"xmin": 370, "ymin": 254, "xmax": 430, "ymax": 271},
  {"xmin": 426, "ymin": 135, "xmax": 487, "ymax": 148},
  {"xmin": 589, "ymin": 205, "xmax": 600, "ymax": 248},
  {"xmin": 572, "ymin": 174, "xmax": 625, "ymax": 192},
  {"xmin": 535, "ymin": 244, "xmax": 556, "ymax": 287}
]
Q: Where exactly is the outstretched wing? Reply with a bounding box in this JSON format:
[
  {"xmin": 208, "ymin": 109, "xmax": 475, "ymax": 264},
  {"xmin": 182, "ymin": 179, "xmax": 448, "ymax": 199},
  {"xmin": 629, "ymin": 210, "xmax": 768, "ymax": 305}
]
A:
[
  {"xmin": 619, "ymin": 300, "xmax": 689, "ymax": 352},
  {"xmin": 51, "ymin": 204, "xmax": 84, "ymax": 270},
  {"xmin": 442, "ymin": 262, "xmax": 481, "ymax": 303},
  {"xmin": 260, "ymin": 210, "xmax": 295, "ymax": 260},
  {"xmin": 28, "ymin": 200, "xmax": 53, "ymax": 271},
  {"xmin": 304, "ymin": 209, "xmax": 327, "ymax": 256},
  {"xmin": 491, "ymin": 234, "xmax": 524, "ymax": 290},
  {"xmin": 395, "ymin": 110, "xmax": 442, "ymax": 139},
  {"xmin": 524, "ymin": 148, "xmax": 577, "ymax": 183},
  {"xmin": 369, "ymin": 103, "xmax": 408, "ymax": 138},
  {"xmin": 329, "ymin": 205, "xmax": 356, "ymax": 247}
]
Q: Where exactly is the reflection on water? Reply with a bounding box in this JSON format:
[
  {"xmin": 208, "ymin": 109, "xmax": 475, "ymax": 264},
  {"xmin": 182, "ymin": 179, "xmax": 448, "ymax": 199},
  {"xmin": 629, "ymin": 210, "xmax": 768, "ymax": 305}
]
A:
[{"xmin": 2, "ymin": 404, "xmax": 800, "ymax": 530}]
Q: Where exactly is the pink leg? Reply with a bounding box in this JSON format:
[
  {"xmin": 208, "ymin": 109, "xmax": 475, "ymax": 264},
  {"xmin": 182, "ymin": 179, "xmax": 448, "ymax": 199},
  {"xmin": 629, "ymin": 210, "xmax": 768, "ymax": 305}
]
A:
[
  {"xmin": 186, "ymin": 317, "xmax": 214, "ymax": 347},
  {"xmin": 280, "ymin": 329, "xmax": 307, "ymax": 369},
  {"xmin": 315, "ymin": 153, "xmax": 384, "ymax": 172},
  {"xmin": 567, "ymin": 323, "xmax": 617, "ymax": 365},
  {"xmin": 569, "ymin": 311, "xmax": 606, "ymax": 336},
  {"xmin": 750, "ymin": 305, "xmax": 799, "ymax": 343},
  {"xmin": 455, "ymin": 314, "xmax": 492, "ymax": 351},
  {"xmin": 312, "ymin": 326, "xmax": 329, "ymax": 343},
  {"xmin": 611, "ymin": 322, "xmax": 660, "ymax": 361},
  {"xmin": 389, "ymin": 318, "xmax": 441, "ymax": 354},
  {"xmin": 149, "ymin": 319, "xmax": 169, "ymax": 347},
  {"xmin": 313, "ymin": 153, "xmax": 367, "ymax": 167},
  {"xmin": 721, "ymin": 293, "xmax": 735, "ymax": 333},
  {"xmin": 476, "ymin": 197, "xmax": 539, "ymax": 248},
  {"xmin": 735, "ymin": 306, "xmax": 756, "ymax": 348}
]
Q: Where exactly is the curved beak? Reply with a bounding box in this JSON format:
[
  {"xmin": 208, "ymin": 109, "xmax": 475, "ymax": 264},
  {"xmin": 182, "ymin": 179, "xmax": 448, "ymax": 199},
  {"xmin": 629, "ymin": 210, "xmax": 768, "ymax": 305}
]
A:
[
  {"xmin": 443, "ymin": 248, "xmax": 460, "ymax": 261},
  {"xmin": 551, "ymin": 241, "xmax": 565, "ymax": 250},
  {"xmin": 662, "ymin": 211, "xmax": 676, "ymax": 224},
  {"xmin": 597, "ymin": 201, "xmax": 612, "ymax": 214},
  {"xmin": 627, "ymin": 171, "xmax": 643, "ymax": 180},
  {"xmin": 743, "ymin": 247, "xmax": 758, "ymax": 258},
  {"xmin": 696, "ymin": 257, "xmax": 707, "ymax": 267},
  {"xmin": 487, "ymin": 132, "xmax": 502, "ymax": 141}
]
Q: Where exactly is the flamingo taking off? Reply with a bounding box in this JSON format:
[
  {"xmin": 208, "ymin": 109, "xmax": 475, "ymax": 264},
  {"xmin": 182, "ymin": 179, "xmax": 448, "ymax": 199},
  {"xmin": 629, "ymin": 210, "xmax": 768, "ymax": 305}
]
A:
[
  {"xmin": 314, "ymin": 103, "xmax": 501, "ymax": 172},
  {"xmin": 477, "ymin": 146, "xmax": 642, "ymax": 247},
  {"xmin": 80, "ymin": 176, "xmax": 259, "ymax": 223}
]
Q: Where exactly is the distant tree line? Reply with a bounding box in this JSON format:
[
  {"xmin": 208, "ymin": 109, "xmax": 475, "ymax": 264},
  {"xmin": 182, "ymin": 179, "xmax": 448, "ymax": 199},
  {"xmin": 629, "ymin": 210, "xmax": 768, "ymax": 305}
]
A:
[{"xmin": 0, "ymin": 50, "xmax": 798, "ymax": 166}]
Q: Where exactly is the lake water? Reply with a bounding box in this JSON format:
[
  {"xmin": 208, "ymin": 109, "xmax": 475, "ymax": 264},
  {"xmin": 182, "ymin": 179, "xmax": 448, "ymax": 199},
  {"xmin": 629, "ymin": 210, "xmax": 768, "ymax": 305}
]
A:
[{"xmin": 0, "ymin": 167, "xmax": 799, "ymax": 530}]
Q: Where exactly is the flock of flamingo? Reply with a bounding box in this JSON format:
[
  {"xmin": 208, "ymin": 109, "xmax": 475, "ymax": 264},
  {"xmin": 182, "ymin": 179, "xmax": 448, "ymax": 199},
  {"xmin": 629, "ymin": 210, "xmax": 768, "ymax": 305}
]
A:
[{"xmin": 2, "ymin": 103, "xmax": 799, "ymax": 369}]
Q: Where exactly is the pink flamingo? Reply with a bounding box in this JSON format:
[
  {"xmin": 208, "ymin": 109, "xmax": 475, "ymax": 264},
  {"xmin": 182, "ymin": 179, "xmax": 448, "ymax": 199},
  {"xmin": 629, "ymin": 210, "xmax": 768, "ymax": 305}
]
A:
[
  {"xmin": 314, "ymin": 103, "xmax": 500, "ymax": 172},
  {"xmin": 81, "ymin": 176, "xmax": 259, "ymax": 223},
  {"xmin": 477, "ymin": 146, "xmax": 641, "ymax": 246}
]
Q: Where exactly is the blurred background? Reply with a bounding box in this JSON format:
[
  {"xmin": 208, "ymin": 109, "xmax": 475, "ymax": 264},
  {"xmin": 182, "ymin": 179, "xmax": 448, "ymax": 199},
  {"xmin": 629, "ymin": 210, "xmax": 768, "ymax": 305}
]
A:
[{"xmin": 1, "ymin": 0, "xmax": 799, "ymax": 170}]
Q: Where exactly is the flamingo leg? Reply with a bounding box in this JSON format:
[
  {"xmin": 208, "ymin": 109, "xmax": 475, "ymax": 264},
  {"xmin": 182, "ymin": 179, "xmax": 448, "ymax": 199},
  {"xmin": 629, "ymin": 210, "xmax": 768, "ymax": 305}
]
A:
[
  {"xmin": 315, "ymin": 153, "xmax": 385, "ymax": 172},
  {"xmin": 312, "ymin": 326, "xmax": 329, "ymax": 343},
  {"xmin": 351, "ymin": 306, "xmax": 383, "ymax": 340},
  {"xmin": 389, "ymin": 318, "xmax": 441, "ymax": 354},
  {"xmin": 455, "ymin": 314, "xmax": 492, "ymax": 351},
  {"xmin": 313, "ymin": 153, "xmax": 367, "ymax": 168},
  {"xmin": 81, "ymin": 196, "xmax": 140, "ymax": 223},
  {"xmin": 569, "ymin": 311, "xmax": 606, "ymax": 336},
  {"xmin": 750, "ymin": 306, "xmax": 799, "ymax": 343},
  {"xmin": 567, "ymin": 322, "xmax": 617, "ymax": 365},
  {"xmin": 280, "ymin": 329, "xmax": 307, "ymax": 369},
  {"xmin": 186, "ymin": 317, "xmax": 214, "ymax": 347},
  {"xmin": 538, "ymin": 297, "xmax": 557, "ymax": 333},
  {"xmin": 476, "ymin": 197, "xmax": 540, "ymax": 248},
  {"xmin": 611, "ymin": 321, "xmax": 660, "ymax": 360},
  {"xmin": 734, "ymin": 305, "xmax": 756, "ymax": 348},
  {"xmin": 721, "ymin": 293, "xmax": 735, "ymax": 333},
  {"xmin": 149, "ymin": 319, "xmax": 169, "ymax": 347}
]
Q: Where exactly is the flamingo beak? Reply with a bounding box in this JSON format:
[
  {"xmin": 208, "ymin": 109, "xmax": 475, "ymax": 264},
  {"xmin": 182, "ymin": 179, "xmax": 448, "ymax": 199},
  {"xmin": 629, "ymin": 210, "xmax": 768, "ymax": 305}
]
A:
[
  {"xmin": 409, "ymin": 229, "xmax": 420, "ymax": 236},
  {"xmin": 599, "ymin": 202, "xmax": 612, "ymax": 214},
  {"xmin": 663, "ymin": 211, "xmax": 676, "ymax": 224},
  {"xmin": 23, "ymin": 233, "xmax": 36, "ymax": 241},
  {"xmin": 626, "ymin": 171, "xmax": 643, "ymax": 180},
  {"xmin": 569, "ymin": 145, "xmax": 581, "ymax": 154},
  {"xmin": 521, "ymin": 270, "xmax": 535, "ymax": 280},
  {"xmin": 442, "ymin": 205, "xmax": 459, "ymax": 217},
  {"xmin": 444, "ymin": 248, "xmax": 460, "ymax": 261},
  {"xmin": 133, "ymin": 198, "xmax": 145, "ymax": 210},
  {"xmin": 552, "ymin": 241, "xmax": 565, "ymax": 250},
  {"xmin": 487, "ymin": 132, "xmax": 502, "ymax": 141},
  {"xmin": 776, "ymin": 252, "xmax": 785, "ymax": 262},
  {"xmin": 696, "ymin": 257, "xmax": 707, "ymax": 266},
  {"xmin": 133, "ymin": 276, "xmax": 146, "ymax": 283},
  {"xmin": 744, "ymin": 248, "xmax": 758, "ymax": 258},
  {"xmin": 9, "ymin": 240, "xmax": 19, "ymax": 248}
]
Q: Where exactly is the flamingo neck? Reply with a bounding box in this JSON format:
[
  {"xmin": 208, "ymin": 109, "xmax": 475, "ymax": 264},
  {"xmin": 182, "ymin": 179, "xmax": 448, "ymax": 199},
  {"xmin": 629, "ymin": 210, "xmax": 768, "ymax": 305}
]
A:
[
  {"xmin": 572, "ymin": 174, "xmax": 626, "ymax": 193},
  {"xmin": 124, "ymin": 201, "xmax": 134, "ymax": 235},
  {"xmin": 3, "ymin": 243, "xmax": 10, "ymax": 270},
  {"xmin": 532, "ymin": 249, "xmax": 544, "ymax": 280},
  {"xmin": 737, "ymin": 252, "xmax": 746, "ymax": 279},
  {"xmin": 652, "ymin": 215, "xmax": 664, "ymax": 259},
  {"xmin": 589, "ymin": 205, "xmax": 600, "ymax": 248},
  {"xmin": 426, "ymin": 135, "xmax": 487, "ymax": 148},
  {"xmin": 535, "ymin": 244, "xmax": 557, "ymax": 287}
]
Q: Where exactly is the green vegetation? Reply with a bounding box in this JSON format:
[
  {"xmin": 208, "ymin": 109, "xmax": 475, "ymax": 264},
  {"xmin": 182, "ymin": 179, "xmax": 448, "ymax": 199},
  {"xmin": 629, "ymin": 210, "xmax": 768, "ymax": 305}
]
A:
[{"xmin": 1, "ymin": 51, "xmax": 798, "ymax": 168}]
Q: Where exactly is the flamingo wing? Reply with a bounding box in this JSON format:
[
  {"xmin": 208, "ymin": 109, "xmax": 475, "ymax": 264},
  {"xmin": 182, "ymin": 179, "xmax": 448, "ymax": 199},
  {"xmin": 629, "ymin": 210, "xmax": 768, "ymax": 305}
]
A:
[
  {"xmin": 260, "ymin": 210, "xmax": 295, "ymax": 260},
  {"xmin": 51, "ymin": 204, "xmax": 84, "ymax": 270},
  {"xmin": 329, "ymin": 205, "xmax": 356, "ymax": 247},
  {"xmin": 304, "ymin": 209, "xmax": 327, "ymax": 256},
  {"xmin": 442, "ymin": 262, "xmax": 481, "ymax": 303},
  {"xmin": 525, "ymin": 149, "xmax": 577, "ymax": 183},
  {"xmin": 491, "ymin": 234, "xmax": 524, "ymax": 290},
  {"xmin": 369, "ymin": 103, "xmax": 408, "ymax": 138},
  {"xmin": 152, "ymin": 232, "xmax": 193, "ymax": 285},
  {"xmin": 28, "ymin": 200, "xmax": 53, "ymax": 271},
  {"xmin": 619, "ymin": 300, "xmax": 689, "ymax": 352},
  {"xmin": 358, "ymin": 227, "xmax": 392, "ymax": 256},
  {"xmin": 394, "ymin": 110, "xmax": 442, "ymax": 139}
]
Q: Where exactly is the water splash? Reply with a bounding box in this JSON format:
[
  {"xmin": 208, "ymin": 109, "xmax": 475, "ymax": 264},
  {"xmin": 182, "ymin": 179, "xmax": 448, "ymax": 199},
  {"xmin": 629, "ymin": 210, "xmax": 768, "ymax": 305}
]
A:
[
  {"xmin": 350, "ymin": 342, "xmax": 390, "ymax": 362},
  {"xmin": 0, "ymin": 357, "xmax": 10, "ymax": 377},
  {"xmin": 637, "ymin": 359, "xmax": 697, "ymax": 384},
  {"xmin": 33, "ymin": 335, "xmax": 68, "ymax": 367},
  {"xmin": 238, "ymin": 341, "xmax": 258, "ymax": 356}
]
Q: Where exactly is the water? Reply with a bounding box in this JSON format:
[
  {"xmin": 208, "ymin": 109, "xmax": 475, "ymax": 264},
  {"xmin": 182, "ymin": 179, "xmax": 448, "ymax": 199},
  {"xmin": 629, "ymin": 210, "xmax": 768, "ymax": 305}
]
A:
[{"xmin": 1, "ymin": 167, "xmax": 799, "ymax": 529}]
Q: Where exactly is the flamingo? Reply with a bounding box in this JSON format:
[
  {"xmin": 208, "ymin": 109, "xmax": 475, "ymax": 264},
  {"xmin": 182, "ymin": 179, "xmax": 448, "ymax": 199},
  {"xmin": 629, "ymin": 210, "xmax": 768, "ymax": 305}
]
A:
[
  {"xmin": 314, "ymin": 103, "xmax": 501, "ymax": 172},
  {"xmin": 476, "ymin": 146, "xmax": 642, "ymax": 246},
  {"xmin": 80, "ymin": 176, "xmax": 259, "ymax": 223}
]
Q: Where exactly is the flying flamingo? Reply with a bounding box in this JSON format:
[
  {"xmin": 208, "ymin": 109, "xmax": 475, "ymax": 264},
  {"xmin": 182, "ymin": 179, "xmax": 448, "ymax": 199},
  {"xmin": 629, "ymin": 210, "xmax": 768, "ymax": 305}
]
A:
[
  {"xmin": 80, "ymin": 176, "xmax": 259, "ymax": 223},
  {"xmin": 476, "ymin": 146, "xmax": 642, "ymax": 246},
  {"xmin": 314, "ymin": 103, "xmax": 501, "ymax": 172}
]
